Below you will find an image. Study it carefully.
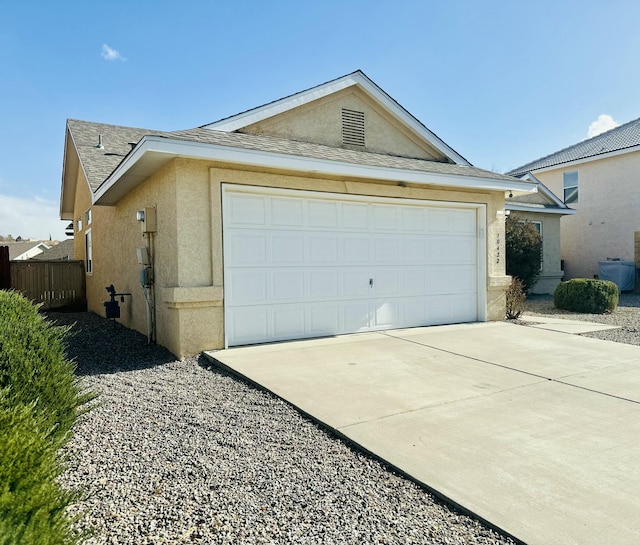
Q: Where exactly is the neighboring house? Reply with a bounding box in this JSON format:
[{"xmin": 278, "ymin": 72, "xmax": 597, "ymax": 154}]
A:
[
  {"xmin": 60, "ymin": 70, "xmax": 534, "ymax": 357},
  {"xmin": 4, "ymin": 241, "xmax": 51, "ymax": 261},
  {"xmin": 506, "ymin": 173, "xmax": 576, "ymax": 294},
  {"xmin": 507, "ymin": 117, "xmax": 640, "ymax": 281},
  {"xmin": 31, "ymin": 239, "xmax": 74, "ymax": 261}
]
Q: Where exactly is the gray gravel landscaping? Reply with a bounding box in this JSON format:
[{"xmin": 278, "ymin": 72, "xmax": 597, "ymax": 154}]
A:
[
  {"xmin": 524, "ymin": 293, "xmax": 640, "ymax": 345},
  {"xmin": 54, "ymin": 312, "xmax": 516, "ymax": 545}
]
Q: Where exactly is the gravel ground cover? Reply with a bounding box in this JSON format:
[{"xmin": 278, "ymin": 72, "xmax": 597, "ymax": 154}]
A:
[
  {"xmin": 524, "ymin": 293, "xmax": 640, "ymax": 345},
  {"xmin": 53, "ymin": 312, "xmax": 516, "ymax": 545}
]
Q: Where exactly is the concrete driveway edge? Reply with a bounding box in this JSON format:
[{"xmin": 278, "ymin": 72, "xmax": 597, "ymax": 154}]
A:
[{"xmin": 202, "ymin": 351, "xmax": 527, "ymax": 545}]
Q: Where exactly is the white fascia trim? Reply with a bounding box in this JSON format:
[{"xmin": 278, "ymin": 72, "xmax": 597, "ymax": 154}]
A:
[
  {"xmin": 203, "ymin": 75, "xmax": 360, "ymax": 132},
  {"xmin": 203, "ymin": 71, "xmax": 471, "ymax": 166},
  {"xmin": 530, "ymin": 144, "xmax": 640, "ymax": 174},
  {"xmin": 94, "ymin": 136, "xmax": 536, "ymax": 204},
  {"xmin": 505, "ymin": 203, "xmax": 576, "ymax": 215}
]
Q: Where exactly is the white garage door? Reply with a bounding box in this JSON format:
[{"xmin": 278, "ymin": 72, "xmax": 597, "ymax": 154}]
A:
[{"xmin": 223, "ymin": 185, "xmax": 484, "ymax": 347}]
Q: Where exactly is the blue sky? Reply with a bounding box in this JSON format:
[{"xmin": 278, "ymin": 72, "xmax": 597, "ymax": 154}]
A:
[{"xmin": 1, "ymin": 0, "xmax": 639, "ymax": 240}]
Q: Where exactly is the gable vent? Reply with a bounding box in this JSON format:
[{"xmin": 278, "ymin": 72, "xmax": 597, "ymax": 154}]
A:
[{"xmin": 342, "ymin": 109, "xmax": 366, "ymax": 148}]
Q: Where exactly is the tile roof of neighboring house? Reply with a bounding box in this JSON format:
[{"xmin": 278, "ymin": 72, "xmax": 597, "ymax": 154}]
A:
[
  {"xmin": 507, "ymin": 116, "xmax": 640, "ymax": 177},
  {"xmin": 68, "ymin": 119, "xmax": 519, "ymax": 193},
  {"xmin": 31, "ymin": 239, "xmax": 74, "ymax": 261},
  {"xmin": 2, "ymin": 241, "xmax": 50, "ymax": 260}
]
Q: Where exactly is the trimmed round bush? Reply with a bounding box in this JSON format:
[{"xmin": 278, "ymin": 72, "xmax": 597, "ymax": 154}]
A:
[{"xmin": 553, "ymin": 278, "xmax": 619, "ymax": 314}]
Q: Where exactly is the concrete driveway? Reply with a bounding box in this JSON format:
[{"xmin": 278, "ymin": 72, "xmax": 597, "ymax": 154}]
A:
[{"xmin": 207, "ymin": 322, "xmax": 640, "ymax": 545}]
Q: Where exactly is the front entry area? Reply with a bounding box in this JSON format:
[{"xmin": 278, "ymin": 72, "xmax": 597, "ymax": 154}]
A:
[{"xmin": 222, "ymin": 185, "xmax": 486, "ymax": 347}]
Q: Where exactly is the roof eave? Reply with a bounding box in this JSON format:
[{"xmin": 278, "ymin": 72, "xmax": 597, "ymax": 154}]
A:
[
  {"xmin": 505, "ymin": 203, "xmax": 576, "ymax": 215},
  {"xmin": 60, "ymin": 125, "xmax": 78, "ymax": 220},
  {"xmin": 510, "ymin": 143, "xmax": 640, "ymax": 177},
  {"xmin": 93, "ymin": 136, "xmax": 535, "ymax": 206}
]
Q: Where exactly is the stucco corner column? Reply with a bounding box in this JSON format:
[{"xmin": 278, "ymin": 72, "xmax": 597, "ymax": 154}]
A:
[
  {"xmin": 487, "ymin": 275, "xmax": 511, "ymax": 321},
  {"xmin": 162, "ymin": 286, "xmax": 224, "ymax": 357}
]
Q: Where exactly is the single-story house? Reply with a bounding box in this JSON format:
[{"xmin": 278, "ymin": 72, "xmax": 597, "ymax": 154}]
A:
[
  {"xmin": 506, "ymin": 173, "xmax": 575, "ymax": 294},
  {"xmin": 507, "ymin": 117, "xmax": 640, "ymax": 281},
  {"xmin": 4, "ymin": 240, "xmax": 51, "ymax": 261},
  {"xmin": 60, "ymin": 70, "xmax": 535, "ymax": 357},
  {"xmin": 31, "ymin": 239, "xmax": 75, "ymax": 261}
]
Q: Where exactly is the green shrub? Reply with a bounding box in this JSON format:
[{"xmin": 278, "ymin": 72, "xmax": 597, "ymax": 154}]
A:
[
  {"xmin": 505, "ymin": 213, "xmax": 543, "ymax": 293},
  {"xmin": 0, "ymin": 291, "xmax": 91, "ymax": 443},
  {"xmin": 505, "ymin": 277, "xmax": 526, "ymax": 319},
  {"xmin": 0, "ymin": 290, "xmax": 92, "ymax": 545},
  {"xmin": 0, "ymin": 398, "xmax": 81, "ymax": 545},
  {"xmin": 554, "ymin": 278, "xmax": 619, "ymax": 314}
]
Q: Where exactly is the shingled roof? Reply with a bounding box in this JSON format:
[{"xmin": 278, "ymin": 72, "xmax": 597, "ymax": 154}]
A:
[
  {"xmin": 67, "ymin": 119, "xmax": 519, "ymax": 194},
  {"xmin": 507, "ymin": 116, "xmax": 640, "ymax": 177}
]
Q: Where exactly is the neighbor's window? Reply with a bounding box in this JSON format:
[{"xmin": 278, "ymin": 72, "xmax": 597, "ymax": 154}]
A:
[
  {"xmin": 85, "ymin": 208, "xmax": 92, "ymax": 225},
  {"xmin": 563, "ymin": 171, "xmax": 578, "ymax": 203},
  {"xmin": 77, "ymin": 218, "xmax": 83, "ymax": 232},
  {"xmin": 85, "ymin": 229, "xmax": 93, "ymax": 274}
]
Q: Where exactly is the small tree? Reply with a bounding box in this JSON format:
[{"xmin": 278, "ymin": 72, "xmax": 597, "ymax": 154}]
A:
[{"xmin": 505, "ymin": 212, "xmax": 543, "ymax": 293}]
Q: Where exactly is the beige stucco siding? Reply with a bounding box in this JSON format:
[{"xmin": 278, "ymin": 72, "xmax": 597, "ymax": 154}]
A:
[
  {"xmin": 534, "ymin": 151, "xmax": 640, "ymax": 279},
  {"xmin": 242, "ymin": 88, "xmax": 447, "ymax": 161},
  {"xmin": 79, "ymin": 157, "xmax": 509, "ymax": 358},
  {"xmin": 78, "ymin": 160, "xmax": 179, "ymax": 347},
  {"xmin": 512, "ymin": 212, "xmax": 563, "ymax": 294}
]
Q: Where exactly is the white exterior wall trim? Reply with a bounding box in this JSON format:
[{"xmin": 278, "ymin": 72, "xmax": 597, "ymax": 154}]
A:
[
  {"xmin": 93, "ymin": 136, "xmax": 535, "ymax": 206},
  {"xmin": 505, "ymin": 203, "xmax": 576, "ymax": 215}
]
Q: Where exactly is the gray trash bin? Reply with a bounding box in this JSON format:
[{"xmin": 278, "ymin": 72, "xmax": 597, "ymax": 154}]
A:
[{"xmin": 598, "ymin": 261, "xmax": 636, "ymax": 291}]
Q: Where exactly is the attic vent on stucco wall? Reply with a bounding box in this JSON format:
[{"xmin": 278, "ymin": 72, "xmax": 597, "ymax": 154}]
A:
[{"xmin": 341, "ymin": 109, "xmax": 366, "ymax": 148}]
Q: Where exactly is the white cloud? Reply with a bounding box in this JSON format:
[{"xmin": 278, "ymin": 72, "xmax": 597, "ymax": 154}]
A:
[
  {"xmin": 0, "ymin": 194, "xmax": 68, "ymax": 241},
  {"xmin": 101, "ymin": 43, "xmax": 126, "ymax": 61},
  {"xmin": 588, "ymin": 114, "xmax": 619, "ymax": 138}
]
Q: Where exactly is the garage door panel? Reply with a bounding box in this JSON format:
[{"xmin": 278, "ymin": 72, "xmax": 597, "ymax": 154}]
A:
[
  {"xmin": 308, "ymin": 304, "xmax": 340, "ymax": 334},
  {"xmin": 308, "ymin": 201, "xmax": 338, "ymax": 228},
  {"xmin": 223, "ymin": 187, "xmax": 480, "ymax": 346},
  {"xmin": 341, "ymin": 203, "xmax": 369, "ymax": 229},
  {"xmin": 402, "ymin": 237, "xmax": 429, "ymax": 264},
  {"xmin": 308, "ymin": 270, "xmax": 339, "ymax": 299},
  {"xmin": 403, "ymin": 298, "xmax": 428, "ymax": 326},
  {"xmin": 343, "ymin": 301, "xmax": 370, "ymax": 331},
  {"xmin": 271, "ymin": 233, "xmax": 304, "ymax": 263},
  {"xmin": 401, "ymin": 207, "xmax": 425, "ymax": 231},
  {"xmin": 402, "ymin": 269, "xmax": 427, "ymax": 295},
  {"xmin": 451, "ymin": 209, "xmax": 477, "ymax": 234},
  {"xmin": 272, "ymin": 270, "xmax": 304, "ymax": 301},
  {"xmin": 342, "ymin": 235, "xmax": 370, "ymax": 263},
  {"xmin": 227, "ymin": 270, "xmax": 268, "ymax": 304},
  {"xmin": 427, "ymin": 209, "xmax": 451, "ymax": 232},
  {"xmin": 308, "ymin": 235, "xmax": 339, "ymax": 263},
  {"xmin": 373, "ymin": 269, "xmax": 399, "ymax": 296},
  {"xmin": 228, "ymin": 194, "xmax": 266, "ymax": 226},
  {"xmin": 342, "ymin": 270, "xmax": 370, "ymax": 298},
  {"xmin": 373, "ymin": 236, "xmax": 400, "ymax": 263},
  {"xmin": 372, "ymin": 204, "xmax": 399, "ymax": 231},
  {"xmin": 273, "ymin": 306, "xmax": 306, "ymax": 338},
  {"xmin": 226, "ymin": 233, "xmax": 267, "ymax": 265},
  {"xmin": 271, "ymin": 198, "xmax": 303, "ymax": 227},
  {"xmin": 228, "ymin": 307, "xmax": 269, "ymax": 345}
]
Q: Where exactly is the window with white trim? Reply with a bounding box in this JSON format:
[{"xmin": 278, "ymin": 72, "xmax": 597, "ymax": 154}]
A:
[
  {"xmin": 563, "ymin": 171, "xmax": 578, "ymax": 203},
  {"xmin": 77, "ymin": 218, "xmax": 82, "ymax": 232},
  {"xmin": 85, "ymin": 208, "xmax": 92, "ymax": 226},
  {"xmin": 85, "ymin": 229, "xmax": 93, "ymax": 274}
]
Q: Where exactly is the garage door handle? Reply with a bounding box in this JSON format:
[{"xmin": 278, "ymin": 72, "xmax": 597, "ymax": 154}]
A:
[{"xmin": 369, "ymin": 278, "xmax": 374, "ymax": 287}]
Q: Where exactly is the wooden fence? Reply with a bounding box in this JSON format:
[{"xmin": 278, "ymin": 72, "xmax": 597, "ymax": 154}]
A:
[{"xmin": 9, "ymin": 260, "xmax": 86, "ymax": 310}]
